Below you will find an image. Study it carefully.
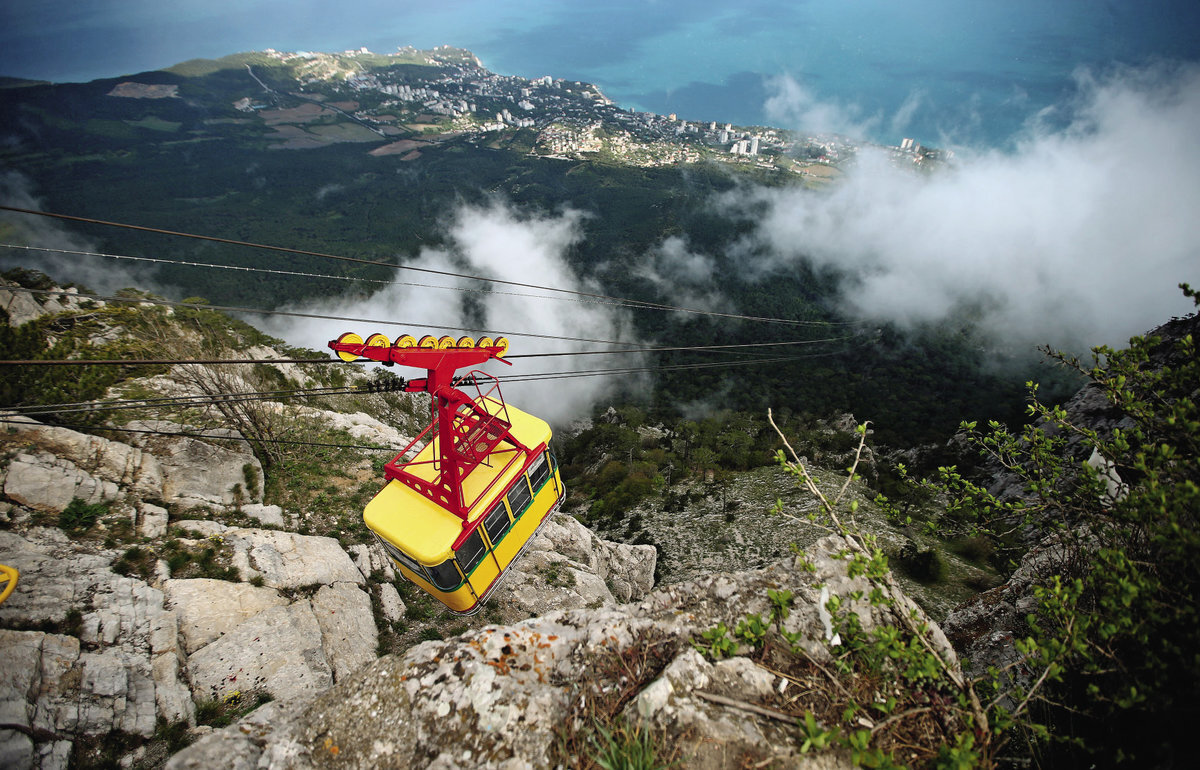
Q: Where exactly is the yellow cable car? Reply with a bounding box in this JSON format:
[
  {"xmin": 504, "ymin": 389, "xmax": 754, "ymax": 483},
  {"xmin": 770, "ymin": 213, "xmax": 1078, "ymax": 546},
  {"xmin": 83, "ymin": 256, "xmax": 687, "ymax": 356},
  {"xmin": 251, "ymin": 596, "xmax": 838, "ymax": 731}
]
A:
[{"xmin": 328, "ymin": 333, "xmax": 564, "ymax": 614}]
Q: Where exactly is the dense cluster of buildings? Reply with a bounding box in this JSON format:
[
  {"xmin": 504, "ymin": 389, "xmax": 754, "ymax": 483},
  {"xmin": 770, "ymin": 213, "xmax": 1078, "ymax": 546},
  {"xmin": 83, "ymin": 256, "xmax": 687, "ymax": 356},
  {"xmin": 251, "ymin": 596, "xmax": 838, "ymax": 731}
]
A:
[{"xmin": 254, "ymin": 47, "xmax": 927, "ymax": 172}]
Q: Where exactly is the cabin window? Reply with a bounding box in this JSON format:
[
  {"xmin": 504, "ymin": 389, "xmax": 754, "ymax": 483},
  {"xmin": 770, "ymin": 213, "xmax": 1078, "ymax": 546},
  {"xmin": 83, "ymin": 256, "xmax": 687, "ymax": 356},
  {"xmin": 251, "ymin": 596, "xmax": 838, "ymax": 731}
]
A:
[
  {"xmin": 507, "ymin": 475, "xmax": 533, "ymax": 519},
  {"xmin": 528, "ymin": 452, "xmax": 551, "ymax": 492},
  {"xmin": 456, "ymin": 528, "xmax": 487, "ymax": 574},
  {"xmin": 427, "ymin": 560, "xmax": 462, "ymax": 591},
  {"xmin": 483, "ymin": 501, "xmax": 513, "ymax": 545},
  {"xmin": 373, "ymin": 533, "xmax": 423, "ymax": 575}
]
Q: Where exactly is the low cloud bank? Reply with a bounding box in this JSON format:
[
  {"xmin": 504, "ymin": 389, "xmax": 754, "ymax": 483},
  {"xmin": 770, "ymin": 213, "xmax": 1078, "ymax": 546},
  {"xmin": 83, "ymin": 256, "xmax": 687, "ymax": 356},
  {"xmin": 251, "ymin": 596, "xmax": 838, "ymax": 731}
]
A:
[
  {"xmin": 266, "ymin": 202, "xmax": 640, "ymax": 425},
  {"xmin": 0, "ymin": 171, "xmax": 149, "ymax": 294},
  {"xmin": 740, "ymin": 64, "xmax": 1200, "ymax": 351}
]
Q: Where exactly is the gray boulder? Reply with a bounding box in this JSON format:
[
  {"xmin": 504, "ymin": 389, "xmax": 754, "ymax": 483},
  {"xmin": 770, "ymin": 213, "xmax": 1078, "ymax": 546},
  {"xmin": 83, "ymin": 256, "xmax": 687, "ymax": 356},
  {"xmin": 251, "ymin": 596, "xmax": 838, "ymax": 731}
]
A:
[
  {"xmin": 125, "ymin": 419, "xmax": 262, "ymax": 508},
  {"xmin": 165, "ymin": 578, "xmax": 289, "ymax": 654},
  {"xmin": 224, "ymin": 529, "xmax": 364, "ymax": 589},
  {"xmin": 0, "ymin": 417, "xmax": 163, "ymax": 511},
  {"xmin": 186, "ymin": 602, "xmax": 333, "ymax": 705},
  {"xmin": 484, "ymin": 513, "xmax": 657, "ymax": 622}
]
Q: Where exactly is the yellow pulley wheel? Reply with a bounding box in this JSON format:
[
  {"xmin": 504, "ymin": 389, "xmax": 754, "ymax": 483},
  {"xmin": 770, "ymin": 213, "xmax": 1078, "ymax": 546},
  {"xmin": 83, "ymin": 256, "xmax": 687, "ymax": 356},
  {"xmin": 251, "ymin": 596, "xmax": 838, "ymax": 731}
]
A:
[
  {"xmin": 477, "ymin": 336, "xmax": 494, "ymax": 349},
  {"xmin": 394, "ymin": 334, "xmax": 417, "ymax": 348},
  {"xmin": 494, "ymin": 337, "xmax": 509, "ymax": 357},
  {"xmin": 438, "ymin": 335, "xmax": 456, "ymax": 349},
  {"xmin": 334, "ymin": 332, "xmax": 363, "ymax": 362},
  {"xmin": 417, "ymin": 335, "xmax": 438, "ymax": 349},
  {"xmin": 365, "ymin": 333, "xmax": 389, "ymax": 348},
  {"xmin": 456, "ymin": 336, "xmax": 476, "ymax": 348},
  {"xmin": 0, "ymin": 563, "xmax": 18, "ymax": 606}
]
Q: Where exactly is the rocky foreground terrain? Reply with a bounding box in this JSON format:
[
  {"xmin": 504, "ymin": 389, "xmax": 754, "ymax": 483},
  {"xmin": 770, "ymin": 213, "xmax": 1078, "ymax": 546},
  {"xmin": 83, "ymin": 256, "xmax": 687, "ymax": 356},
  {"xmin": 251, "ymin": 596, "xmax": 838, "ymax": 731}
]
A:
[
  {"xmin": 0, "ymin": 276, "xmax": 1084, "ymax": 768},
  {"xmin": 0, "ymin": 411, "xmax": 657, "ymax": 769}
]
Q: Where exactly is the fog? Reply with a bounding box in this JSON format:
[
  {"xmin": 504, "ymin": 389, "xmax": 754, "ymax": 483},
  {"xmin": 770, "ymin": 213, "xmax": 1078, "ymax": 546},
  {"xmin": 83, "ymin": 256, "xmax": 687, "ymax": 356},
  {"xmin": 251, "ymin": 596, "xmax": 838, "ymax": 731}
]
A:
[
  {"xmin": 633, "ymin": 235, "xmax": 728, "ymax": 314},
  {"xmin": 262, "ymin": 201, "xmax": 641, "ymax": 425},
  {"xmin": 736, "ymin": 64, "xmax": 1200, "ymax": 351},
  {"xmin": 0, "ymin": 172, "xmax": 151, "ymax": 294}
]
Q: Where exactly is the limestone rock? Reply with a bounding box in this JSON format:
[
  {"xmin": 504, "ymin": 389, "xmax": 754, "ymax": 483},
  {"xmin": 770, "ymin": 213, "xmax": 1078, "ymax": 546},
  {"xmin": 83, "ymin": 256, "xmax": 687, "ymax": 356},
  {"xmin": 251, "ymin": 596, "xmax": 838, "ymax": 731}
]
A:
[
  {"xmin": 172, "ymin": 519, "xmax": 228, "ymax": 538},
  {"xmin": 1, "ymin": 416, "xmax": 163, "ymax": 508},
  {"xmin": 139, "ymin": 502, "xmax": 169, "ymax": 538},
  {"xmin": 0, "ymin": 731, "xmax": 35, "ymax": 769},
  {"xmin": 165, "ymin": 701, "xmax": 299, "ymax": 770},
  {"xmin": 377, "ymin": 583, "xmax": 406, "ymax": 624},
  {"xmin": 943, "ymin": 535, "xmax": 1074, "ymax": 701},
  {"xmin": 186, "ymin": 602, "xmax": 333, "ymax": 704},
  {"xmin": 310, "ymin": 583, "xmax": 378, "ymax": 681},
  {"xmin": 125, "ymin": 419, "xmax": 262, "ymax": 507},
  {"xmin": 0, "ymin": 529, "xmax": 197, "ymax": 765},
  {"xmin": 347, "ymin": 542, "xmax": 395, "ymax": 582},
  {"xmin": 293, "ymin": 406, "xmax": 410, "ymax": 448},
  {"xmin": 165, "ymin": 578, "xmax": 289, "ymax": 654},
  {"xmin": 486, "ymin": 513, "xmax": 656, "ymax": 621},
  {"xmin": 240, "ymin": 503, "xmax": 284, "ymax": 528},
  {"xmin": 225, "ymin": 529, "xmax": 364, "ymax": 589},
  {"xmin": 2, "ymin": 452, "xmax": 117, "ymax": 512},
  {"xmin": 0, "ymin": 281, "xmax": 49, "ymax": 325}
]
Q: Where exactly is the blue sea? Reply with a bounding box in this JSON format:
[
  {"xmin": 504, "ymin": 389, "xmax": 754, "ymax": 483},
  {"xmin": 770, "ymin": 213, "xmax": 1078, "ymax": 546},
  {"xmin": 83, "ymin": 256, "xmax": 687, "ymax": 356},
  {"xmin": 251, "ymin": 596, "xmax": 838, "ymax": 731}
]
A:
[{"xmin": 2, "ymin": 0, "xmax": 1198, "ymax": 149}]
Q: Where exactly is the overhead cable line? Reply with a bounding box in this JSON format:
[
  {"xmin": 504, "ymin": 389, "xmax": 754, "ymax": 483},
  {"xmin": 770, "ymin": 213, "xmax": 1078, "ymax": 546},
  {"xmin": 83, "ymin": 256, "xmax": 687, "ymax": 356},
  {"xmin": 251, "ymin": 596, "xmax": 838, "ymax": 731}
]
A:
[
  {"xmin": 495, "ymin": 352, "xmax": 841, "ymax": 384},
  {"xmin": 0, "ymin": 285, "xmax": 855, "ymax": 355},
  {"xmin": 5, "ymin": 381, "xmax": 404, "ymax": 419},
  {"xmin": 5, "ymin": 352, "xmax": 840, "ymax": 419},
  {"xmin": 0, "ymin": 242, "xmax": 669, "ymax": 313},
  {"xmin": 0, "ymin": 327, "xmax": 852, "ymax": 368},
  {"xmin": 0, "ymin": 357, "xmax": 337, "ymax": 366},
  {"xmin": 0, "ymin": 205, "xmax": 857, "ymax": 328},
  {"xmin": 0, "ymin": 417, "xmax": 394, "ymax": 452}
]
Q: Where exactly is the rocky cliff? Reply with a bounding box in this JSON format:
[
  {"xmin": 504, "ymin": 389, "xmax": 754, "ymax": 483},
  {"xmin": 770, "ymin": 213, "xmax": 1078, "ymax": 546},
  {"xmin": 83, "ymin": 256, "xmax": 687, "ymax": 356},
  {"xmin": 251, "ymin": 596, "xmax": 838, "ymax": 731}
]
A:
[
  {"xmin": 0, "ymin": 281, "xmax": 661, "ymax": 768},
  {"xmin": 0, "ymin": 413, "xmax": 657, "ymax": 769}
]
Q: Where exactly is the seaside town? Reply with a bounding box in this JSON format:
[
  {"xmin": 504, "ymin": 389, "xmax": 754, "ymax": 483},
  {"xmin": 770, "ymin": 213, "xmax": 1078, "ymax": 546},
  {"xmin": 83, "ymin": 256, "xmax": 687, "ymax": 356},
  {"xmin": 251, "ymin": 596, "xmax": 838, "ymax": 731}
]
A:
[{"xmin": 224, "ymin": 45, "xmax": 944, "ymax": 177}]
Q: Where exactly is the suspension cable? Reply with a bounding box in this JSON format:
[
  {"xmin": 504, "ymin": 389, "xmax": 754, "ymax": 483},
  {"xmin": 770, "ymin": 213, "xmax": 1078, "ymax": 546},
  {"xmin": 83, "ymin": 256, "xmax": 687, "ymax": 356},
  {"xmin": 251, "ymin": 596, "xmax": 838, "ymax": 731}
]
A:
[
  {"xmin": 0, "ymin": 417, "xmax": 395, "ymax": 452},
  {"xmin": 5, "ymin": 381, "xmax": 406, "ymax": 418},
  {"xmin": 0, "ymin": 205, "xmax": 855, "ymax": 328},
  {"xmin": 0, "ymin": 285, "xmax": 855, "ymax": 355},
  {"xmin": 3, "ymin": 348, "xmax": 846, "ymax": 421},
  {"xmin": 0, "ymin": 242, "xmax": 686, "ymax": 314}
]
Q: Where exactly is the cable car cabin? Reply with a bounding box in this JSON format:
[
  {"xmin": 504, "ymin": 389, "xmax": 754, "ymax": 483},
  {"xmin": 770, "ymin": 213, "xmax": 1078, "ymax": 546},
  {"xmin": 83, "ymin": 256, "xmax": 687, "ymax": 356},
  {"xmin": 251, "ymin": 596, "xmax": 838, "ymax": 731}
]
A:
[
  {"xmin": 365, "ymin": 396, "xmax": 563, "ymax": 614},
  {"xmin": 329, "ymin": 332, "xmax": 565, "ymax": 614}
]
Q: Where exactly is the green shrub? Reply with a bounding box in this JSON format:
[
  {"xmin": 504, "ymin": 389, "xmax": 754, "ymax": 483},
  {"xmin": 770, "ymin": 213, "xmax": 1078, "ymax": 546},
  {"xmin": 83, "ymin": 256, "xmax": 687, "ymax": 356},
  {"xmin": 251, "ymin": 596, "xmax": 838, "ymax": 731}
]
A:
[
  {"xmin": 113, "ymin": 546, "xmax": 155, "ymax": 579},
  {"xmin": 59, "ymin": 499, "xmax": 108, "ymax": 533},
  {"xmin": 930, "ymin": 284, "xmax": 1200, "ymax": 765}
]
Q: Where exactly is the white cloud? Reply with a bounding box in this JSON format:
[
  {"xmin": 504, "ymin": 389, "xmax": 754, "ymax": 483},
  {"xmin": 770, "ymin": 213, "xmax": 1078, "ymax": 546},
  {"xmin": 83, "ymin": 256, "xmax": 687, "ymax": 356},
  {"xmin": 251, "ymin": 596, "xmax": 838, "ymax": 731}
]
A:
[
  {"xmin": 735, "ymin": 64, "xmax": 1200, "ymax": 350},
  {"xmin": 889, "ymin": 90, "xmax": 925, "ymax": 138},
  {"xmin": 0, "ymin": 171, "xmax": 150, "ymax": 294},
  {"xmin": 265, "ymin": 201, "xmax": 641, "ymax": 424},
  {"xmin": 633, "ymin": 235, "xmax": 728, "ymax": 315},
  {"xmin": 764, "ymin": 74, "xmax": 880, "ymax": 139}
]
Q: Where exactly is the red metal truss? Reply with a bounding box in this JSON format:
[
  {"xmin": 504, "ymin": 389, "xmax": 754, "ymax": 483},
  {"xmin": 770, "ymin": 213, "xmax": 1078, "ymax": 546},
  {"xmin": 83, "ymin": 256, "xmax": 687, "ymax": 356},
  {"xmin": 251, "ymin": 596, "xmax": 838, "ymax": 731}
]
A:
[{"xmin": 327, "ymin": 335, "xmax": 530, "ymax": 519}]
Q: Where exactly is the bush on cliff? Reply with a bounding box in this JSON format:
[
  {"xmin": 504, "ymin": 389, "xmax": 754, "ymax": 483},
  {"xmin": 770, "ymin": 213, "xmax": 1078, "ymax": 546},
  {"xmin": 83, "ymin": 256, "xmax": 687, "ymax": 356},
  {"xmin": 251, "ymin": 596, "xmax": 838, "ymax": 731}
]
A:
[{"xmin": 930, "ymin": 284, "xmax": 1200, "ymax": 765}]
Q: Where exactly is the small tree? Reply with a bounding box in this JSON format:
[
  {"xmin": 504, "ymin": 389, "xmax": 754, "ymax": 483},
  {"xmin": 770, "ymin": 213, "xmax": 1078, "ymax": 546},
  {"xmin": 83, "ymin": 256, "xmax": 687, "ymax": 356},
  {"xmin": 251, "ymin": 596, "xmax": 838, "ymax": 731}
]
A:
[{"xmin": 926, "ymin": 285, "xmax": 1200, "ymax": 766}]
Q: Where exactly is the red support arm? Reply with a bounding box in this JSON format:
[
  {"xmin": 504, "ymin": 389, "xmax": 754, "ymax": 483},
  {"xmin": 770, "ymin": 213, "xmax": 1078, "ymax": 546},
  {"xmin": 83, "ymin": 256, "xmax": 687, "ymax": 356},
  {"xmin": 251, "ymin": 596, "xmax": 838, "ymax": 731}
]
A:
[{"xmin": 327, "ymin": 335, "xmax": 524, "ymax": 520}]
